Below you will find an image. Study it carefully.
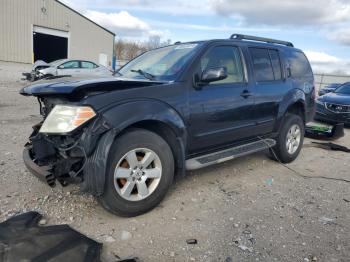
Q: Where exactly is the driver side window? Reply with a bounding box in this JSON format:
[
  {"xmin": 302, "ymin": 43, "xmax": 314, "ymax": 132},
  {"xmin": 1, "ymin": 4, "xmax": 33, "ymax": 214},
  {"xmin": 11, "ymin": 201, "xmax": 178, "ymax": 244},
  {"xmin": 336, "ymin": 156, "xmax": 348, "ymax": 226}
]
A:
[{"xmin": 200, "ymin": 46, "xmax": 244, "ymax": 85}]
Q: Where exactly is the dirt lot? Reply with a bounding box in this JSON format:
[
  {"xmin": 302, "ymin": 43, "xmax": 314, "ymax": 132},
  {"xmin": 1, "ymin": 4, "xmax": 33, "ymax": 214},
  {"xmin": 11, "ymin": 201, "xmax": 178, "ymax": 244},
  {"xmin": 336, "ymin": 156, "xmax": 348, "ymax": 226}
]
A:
[{"xmin": 0, "ymin": 67, "xmax": 349, "ymax": 261}]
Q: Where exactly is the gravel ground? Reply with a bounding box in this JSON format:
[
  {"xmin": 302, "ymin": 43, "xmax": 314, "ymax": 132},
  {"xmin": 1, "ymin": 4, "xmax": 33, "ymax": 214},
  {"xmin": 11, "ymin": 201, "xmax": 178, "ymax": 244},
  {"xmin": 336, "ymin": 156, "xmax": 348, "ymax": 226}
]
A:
[{"xmin": 0, "ymin": 68, "xmax": 349, "ymax": 261}]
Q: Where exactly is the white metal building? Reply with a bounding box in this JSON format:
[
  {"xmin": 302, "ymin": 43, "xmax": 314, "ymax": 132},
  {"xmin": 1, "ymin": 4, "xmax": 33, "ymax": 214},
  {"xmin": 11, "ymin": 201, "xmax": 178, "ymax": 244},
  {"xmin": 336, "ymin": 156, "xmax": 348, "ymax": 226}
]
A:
[{"xmin": 0, "ymin": 0, "xmax": 115, "ymax": 67}]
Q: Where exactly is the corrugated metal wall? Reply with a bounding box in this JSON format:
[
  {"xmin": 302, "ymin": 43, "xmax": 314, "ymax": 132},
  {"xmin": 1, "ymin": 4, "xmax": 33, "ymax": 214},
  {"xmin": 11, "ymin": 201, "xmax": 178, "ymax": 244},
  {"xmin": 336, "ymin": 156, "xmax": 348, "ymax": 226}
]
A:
[{"xmin": 0, "ymin": 0, "xmax": 114, "ymax": 65}]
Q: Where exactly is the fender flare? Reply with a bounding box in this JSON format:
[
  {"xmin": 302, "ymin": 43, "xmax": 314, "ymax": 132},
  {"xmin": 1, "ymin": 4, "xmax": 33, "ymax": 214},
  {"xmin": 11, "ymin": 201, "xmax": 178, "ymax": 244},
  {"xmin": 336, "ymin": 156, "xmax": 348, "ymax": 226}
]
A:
[
  {"xmin": 275, "ymin": 89, "xmax": 306, "ymax": 132},
  {"xmin": 102, "ymin": 99, "xmax": 187, "ymax": 139}
]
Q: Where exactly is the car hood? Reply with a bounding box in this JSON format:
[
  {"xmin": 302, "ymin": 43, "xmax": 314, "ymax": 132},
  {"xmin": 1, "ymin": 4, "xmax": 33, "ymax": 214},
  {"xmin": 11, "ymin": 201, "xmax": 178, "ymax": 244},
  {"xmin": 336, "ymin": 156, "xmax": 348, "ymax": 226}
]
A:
[
  {"xmin": 319, "ymin": 92, "xmax": 350, "ymax": 105},
  {"xmin": 32, "ymin": 60, "xmax": 50, "ymax": 71},
  {"xmin": 20, "ymin": 76, "xmax": 168, "ymax": 96}
]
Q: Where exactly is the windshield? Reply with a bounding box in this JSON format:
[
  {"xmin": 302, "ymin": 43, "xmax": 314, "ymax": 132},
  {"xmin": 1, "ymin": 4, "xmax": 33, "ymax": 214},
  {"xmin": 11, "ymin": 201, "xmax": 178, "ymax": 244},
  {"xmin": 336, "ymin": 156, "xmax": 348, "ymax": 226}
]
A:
[
  {"xmin": 335, "ymin": 83, "xmax": 350, "ymax": 94},
  {"xmin": 118, "ymin": 43, "xmax": 202, "ymax": 81}
]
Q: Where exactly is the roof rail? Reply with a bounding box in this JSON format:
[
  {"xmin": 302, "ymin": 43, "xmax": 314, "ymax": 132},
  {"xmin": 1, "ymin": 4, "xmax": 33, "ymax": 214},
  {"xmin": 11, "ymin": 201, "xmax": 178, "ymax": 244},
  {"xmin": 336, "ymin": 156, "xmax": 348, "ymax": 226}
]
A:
[{"xmin": 230, "ymin": 34, "xmax": 294, "ymax": 47}]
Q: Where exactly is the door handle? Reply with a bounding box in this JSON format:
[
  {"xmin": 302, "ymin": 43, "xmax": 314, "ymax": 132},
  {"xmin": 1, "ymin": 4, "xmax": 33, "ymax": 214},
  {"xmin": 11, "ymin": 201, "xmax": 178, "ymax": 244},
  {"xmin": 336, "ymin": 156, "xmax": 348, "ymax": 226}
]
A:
[{"xmin": 241, "ymin": 90, "xmax": 252, "ymax": 98}]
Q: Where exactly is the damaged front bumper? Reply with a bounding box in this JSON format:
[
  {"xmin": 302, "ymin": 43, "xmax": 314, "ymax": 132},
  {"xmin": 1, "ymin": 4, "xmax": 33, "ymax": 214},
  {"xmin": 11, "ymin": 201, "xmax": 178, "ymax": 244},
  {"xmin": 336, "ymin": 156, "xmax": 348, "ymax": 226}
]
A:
[
  {"xmin": 23, "ymin": 117, "xmax": 115, "ymax": 195},
  {"xmin": 23, "ymin": 145, "xmax": 56, "ymax": 186}
]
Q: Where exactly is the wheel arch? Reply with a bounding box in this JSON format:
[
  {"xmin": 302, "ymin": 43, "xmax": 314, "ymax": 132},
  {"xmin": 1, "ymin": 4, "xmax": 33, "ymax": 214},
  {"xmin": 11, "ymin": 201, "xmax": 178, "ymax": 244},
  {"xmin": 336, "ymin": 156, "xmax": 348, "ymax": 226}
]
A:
[
  {"xmin": 275, "ymin": 89, "xmax": 306, "ymax": 133},
  {"xmin": 285, "ymin": 101, "xmax": 306, "ymax": 122},
  {"xmin": 121, "ymin": 119, "xmax": 186, "ymax": 178}
]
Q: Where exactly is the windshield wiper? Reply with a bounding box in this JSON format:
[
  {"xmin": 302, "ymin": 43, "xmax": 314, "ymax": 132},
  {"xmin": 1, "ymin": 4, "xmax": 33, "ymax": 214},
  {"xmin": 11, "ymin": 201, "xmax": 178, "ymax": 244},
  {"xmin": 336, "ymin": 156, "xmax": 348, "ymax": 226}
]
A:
[{"xmin": 130, "ymin": 69, "xmax": 155, "ymax": 80}]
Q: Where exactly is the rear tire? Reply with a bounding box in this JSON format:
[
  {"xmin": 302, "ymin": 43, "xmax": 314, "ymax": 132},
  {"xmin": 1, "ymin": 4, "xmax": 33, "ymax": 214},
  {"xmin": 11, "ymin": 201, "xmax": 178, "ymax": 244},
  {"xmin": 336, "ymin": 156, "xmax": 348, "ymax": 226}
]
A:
[
  {"xmin": 270, "ymin": 114, "xmax": 304, "ymax": 163},
  {"xmin": 98, "ymin": 129, "xmax": 174, "ymax": 217}
]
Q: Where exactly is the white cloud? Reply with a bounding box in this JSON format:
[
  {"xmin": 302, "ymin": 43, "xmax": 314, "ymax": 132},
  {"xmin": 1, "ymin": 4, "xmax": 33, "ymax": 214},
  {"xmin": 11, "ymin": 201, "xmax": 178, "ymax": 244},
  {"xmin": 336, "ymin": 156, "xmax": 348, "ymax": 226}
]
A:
[
  {"xmin": 209, "ymin": 0, "xmax": 350, "ymax": 26},
  {"xmin": 84, "ymin": 10, "xmax": 150, "ymax": 36},
  {"xmin": 60, "ymin": 0, "xmax": 211, "ymax": 16},
  {"xmin": 304, "ymin": 50, "xmax": 350, "ymax": 74},
  {"xmin": 304, "ymin": 51, "xmax": 341, "ymax": 64},
  {"xmin": 60, "ymin": 0, "xmax": 350, "ymax": 48},
  {"xmin": 329, "ymin": 28, "xmax": 350, "ymax": 46},
  {"xmin": 148, "ymin": 20, "xmax": 281, "ymax": 33}
]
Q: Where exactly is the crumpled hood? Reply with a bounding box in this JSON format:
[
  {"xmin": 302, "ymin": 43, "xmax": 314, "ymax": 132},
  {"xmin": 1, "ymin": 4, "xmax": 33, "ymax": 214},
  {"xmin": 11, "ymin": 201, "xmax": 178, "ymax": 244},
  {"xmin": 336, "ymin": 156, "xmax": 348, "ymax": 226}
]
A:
[
  {"xmin": 319, "ymin": 92, "xmax": 350, "ymax": 105},
  {"xmin": 20, "ymin": 76, "xmax": 167, "ymax": 96}
]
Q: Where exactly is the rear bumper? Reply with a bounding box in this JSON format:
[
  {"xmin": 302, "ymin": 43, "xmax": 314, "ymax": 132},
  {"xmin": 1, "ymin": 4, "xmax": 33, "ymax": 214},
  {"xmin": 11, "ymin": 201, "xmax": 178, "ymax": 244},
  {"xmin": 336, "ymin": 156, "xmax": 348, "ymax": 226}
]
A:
[{"xmin": 23, "ymin": 145, "xmax": 56, "ymax": 187}]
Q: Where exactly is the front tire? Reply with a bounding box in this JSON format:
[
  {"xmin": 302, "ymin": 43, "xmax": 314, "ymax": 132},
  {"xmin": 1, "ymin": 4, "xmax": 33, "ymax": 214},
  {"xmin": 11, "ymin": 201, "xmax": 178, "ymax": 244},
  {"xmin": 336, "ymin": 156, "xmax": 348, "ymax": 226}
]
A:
[
  {"xmin": 270, "ymin": 114, "xmax": 304, "ymax": 163},
  {"xmin": 98, "ymin": 129, "xmax": 174, "ymax": 217}
]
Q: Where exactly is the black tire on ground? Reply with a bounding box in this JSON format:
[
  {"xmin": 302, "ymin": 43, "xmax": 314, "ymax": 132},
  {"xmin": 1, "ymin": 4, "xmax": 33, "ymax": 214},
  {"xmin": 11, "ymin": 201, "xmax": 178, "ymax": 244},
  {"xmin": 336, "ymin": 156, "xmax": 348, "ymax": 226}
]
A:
[
  {"xmin": 270, "ymin": 114, "xmax": 305, "ymax": 164},
  {"xmin": 98, "ymin": 128, "xmax": 174, "ymax": 217}
]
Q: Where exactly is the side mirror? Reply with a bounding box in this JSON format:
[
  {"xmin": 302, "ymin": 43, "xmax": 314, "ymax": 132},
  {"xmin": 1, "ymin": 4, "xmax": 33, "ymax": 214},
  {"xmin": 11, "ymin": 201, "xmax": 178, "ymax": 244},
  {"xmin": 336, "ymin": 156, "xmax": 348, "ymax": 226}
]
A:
[{"xmin": 201, "ymin": 67, "xmax": 228, "ymax": 83}]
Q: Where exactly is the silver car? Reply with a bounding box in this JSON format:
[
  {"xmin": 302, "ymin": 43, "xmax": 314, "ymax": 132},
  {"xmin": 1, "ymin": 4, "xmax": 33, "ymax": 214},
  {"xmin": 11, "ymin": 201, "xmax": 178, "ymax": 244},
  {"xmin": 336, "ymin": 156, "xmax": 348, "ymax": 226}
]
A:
[{"xmin": 37, "ymin": 59, "xmax": 113, "ymax": 78}]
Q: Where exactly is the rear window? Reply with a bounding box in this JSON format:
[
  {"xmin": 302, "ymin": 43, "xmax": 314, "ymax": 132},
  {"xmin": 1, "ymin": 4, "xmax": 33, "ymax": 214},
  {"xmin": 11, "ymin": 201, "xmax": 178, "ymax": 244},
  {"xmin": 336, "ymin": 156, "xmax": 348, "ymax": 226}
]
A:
[
  {"xmin": 287, "ymin": 50, "xmax": 313, "ymax": 79},
  {"xmin": 81, "ymin": 61, "xmax": 98, "ymax": 69},
  {"xmin": 249, "ymin": 48, "xmax": 282, "ymax": 82}
]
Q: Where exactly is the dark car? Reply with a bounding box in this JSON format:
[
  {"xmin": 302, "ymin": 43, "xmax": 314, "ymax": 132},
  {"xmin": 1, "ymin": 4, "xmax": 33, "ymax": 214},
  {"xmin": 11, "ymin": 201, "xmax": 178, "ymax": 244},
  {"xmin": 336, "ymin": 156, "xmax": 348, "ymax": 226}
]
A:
[
  {"xmin": 20, "ymin": 34, "xmax": 315, "ymax": 217},
  {"xmin": 315, "ymin": 82, "xmax": 350, "ymax": 125},
  {"xmin": 318, "ymin": 83, "xmax": 342, "ymax": 96}
]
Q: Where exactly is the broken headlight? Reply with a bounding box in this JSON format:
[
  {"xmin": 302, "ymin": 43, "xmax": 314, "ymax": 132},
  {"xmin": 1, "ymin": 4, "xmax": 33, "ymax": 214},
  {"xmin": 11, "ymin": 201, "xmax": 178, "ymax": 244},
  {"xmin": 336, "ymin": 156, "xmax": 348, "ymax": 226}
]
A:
[{"xmin": 39, "ymin": 105, "xmax": 96, "ymax": 134}]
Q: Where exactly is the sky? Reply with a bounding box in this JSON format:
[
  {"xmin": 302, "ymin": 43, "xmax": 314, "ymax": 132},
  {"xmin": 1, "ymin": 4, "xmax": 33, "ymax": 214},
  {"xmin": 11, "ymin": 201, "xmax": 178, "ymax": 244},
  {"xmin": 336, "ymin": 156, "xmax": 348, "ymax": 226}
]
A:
[{"xmin": 60, "ymin": 0, "xmax": 350, "ymax": 74}]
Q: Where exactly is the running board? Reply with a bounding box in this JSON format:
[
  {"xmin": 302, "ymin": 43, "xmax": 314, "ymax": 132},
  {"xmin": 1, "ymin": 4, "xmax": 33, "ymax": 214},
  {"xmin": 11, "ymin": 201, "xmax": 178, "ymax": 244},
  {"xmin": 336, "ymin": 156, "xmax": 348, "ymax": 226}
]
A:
[{"xmin": 186, "ymin": 139, "xmax": 276, "ymax": 170}]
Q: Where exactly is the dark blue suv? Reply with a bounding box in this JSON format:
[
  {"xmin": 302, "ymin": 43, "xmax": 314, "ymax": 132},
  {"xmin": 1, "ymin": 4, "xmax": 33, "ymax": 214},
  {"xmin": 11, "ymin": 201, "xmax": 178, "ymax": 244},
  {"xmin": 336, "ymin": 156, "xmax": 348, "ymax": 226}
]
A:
[{"xmin": 21, "ymin": 34, "xmax": 315, "ymax": 216}]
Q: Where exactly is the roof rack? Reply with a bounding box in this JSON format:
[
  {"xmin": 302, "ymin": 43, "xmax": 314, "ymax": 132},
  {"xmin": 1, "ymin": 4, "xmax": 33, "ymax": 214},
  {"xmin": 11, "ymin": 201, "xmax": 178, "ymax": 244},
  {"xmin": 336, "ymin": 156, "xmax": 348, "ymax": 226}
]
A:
[{"xmin": 230, "ymin": 34, "xmax": 294, "ymax": 47}]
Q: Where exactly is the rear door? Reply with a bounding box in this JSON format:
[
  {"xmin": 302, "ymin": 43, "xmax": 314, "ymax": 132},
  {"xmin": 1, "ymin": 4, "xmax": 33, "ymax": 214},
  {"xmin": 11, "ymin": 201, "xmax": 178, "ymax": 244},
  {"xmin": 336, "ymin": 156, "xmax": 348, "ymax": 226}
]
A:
[
  {"xmin": 188, "ymin": 44, "xmax": 255, "ymax": 153},
  {"xmin": 247, "ymin": 47, "xmax": 289, "ymax": 134}
]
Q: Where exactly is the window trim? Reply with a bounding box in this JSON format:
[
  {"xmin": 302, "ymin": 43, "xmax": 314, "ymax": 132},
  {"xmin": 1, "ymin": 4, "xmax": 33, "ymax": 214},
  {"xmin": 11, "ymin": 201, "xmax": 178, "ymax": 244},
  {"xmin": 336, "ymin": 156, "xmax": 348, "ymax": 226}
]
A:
[
  {"xmin": 198, "ymin": 44, "xmax": 247, "ymax": 86},
  {"xmin": 268, "ymin": 49, "xmax": 283, "ymax": 81}
]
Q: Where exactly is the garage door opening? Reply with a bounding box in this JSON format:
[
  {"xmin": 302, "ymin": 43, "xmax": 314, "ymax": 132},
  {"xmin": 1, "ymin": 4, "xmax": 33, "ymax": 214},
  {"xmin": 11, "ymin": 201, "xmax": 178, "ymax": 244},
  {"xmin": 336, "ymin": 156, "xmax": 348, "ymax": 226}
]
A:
[{"xmin": 33, "ymin": 26, "xmax": 69, "ymax": 63}]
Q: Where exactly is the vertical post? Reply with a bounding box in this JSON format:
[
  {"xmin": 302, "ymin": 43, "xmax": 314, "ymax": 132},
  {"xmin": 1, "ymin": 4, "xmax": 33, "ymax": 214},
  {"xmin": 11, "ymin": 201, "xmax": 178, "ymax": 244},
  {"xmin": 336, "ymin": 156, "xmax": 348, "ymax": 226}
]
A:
[
  {"xmin": 112, "ymin": 36, "xmax": 116, "ymax": 71},
  {"xmin": 319, "ymin": 74, "xmax": 324, "ymax": 90}
]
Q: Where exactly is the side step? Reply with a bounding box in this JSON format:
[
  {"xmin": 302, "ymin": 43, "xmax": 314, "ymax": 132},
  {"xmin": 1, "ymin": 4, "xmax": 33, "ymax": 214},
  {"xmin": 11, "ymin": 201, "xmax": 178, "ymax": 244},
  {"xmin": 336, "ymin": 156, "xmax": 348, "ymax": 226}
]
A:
[{"xmin": 186, "ymin": 139, "xmax": 276, "ymax": 170}]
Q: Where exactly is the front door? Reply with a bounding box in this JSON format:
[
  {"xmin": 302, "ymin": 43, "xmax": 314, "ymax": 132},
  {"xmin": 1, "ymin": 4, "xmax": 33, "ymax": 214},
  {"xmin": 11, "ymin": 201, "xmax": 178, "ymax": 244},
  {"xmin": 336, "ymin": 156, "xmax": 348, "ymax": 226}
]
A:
[{"xmin": 188, "ymin": 45, "xmax": 255, "ymax": 154}]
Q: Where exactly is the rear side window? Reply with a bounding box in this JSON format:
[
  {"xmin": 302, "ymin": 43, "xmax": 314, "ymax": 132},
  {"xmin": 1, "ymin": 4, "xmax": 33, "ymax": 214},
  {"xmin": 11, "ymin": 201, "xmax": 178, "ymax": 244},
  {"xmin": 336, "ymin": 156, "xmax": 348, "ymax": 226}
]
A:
[
  {"xmin": 287, "ymin": 50, "xmax": 313, "ymax": 79},
  {"xmin": 269, "ymin": 50, "xmax": 282, "ymax": 80},
  {"xmin": 249, "ymin": 48, "xmax": 274, "ymax": 82},
  {"xmin": 81, "ymin": 61, "xmax": 98, "ymax": 69}
]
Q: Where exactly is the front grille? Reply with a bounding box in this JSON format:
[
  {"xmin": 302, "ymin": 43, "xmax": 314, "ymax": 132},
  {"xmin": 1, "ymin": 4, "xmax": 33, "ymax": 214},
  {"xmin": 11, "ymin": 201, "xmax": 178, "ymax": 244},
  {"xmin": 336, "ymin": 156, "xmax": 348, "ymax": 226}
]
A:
[{"xmin": 325, "ymin": 102, "xmax": 350, "ymax": 113}]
